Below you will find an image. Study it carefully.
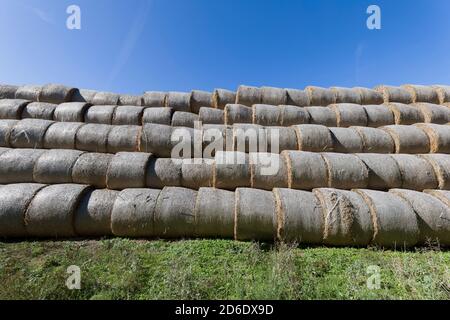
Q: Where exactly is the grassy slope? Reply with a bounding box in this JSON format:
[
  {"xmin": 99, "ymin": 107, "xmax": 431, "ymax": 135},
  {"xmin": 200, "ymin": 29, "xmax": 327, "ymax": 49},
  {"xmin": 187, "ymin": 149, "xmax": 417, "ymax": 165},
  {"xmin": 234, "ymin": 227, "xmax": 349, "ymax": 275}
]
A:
[{"xmin": 0, "ymin": 239, "xmax": 449, "ymax": 300}]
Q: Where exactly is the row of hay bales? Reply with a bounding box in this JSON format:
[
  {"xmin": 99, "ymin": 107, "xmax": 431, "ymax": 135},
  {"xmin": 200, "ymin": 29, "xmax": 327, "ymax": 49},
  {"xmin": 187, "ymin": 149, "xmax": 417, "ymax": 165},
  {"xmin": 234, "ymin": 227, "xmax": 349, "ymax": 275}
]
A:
[
  {"xmin": 0, "ymin": 148, "xmax": 447, "ymax": 192},
  {"xmin": 0, "ymin": 183, "xmax": 448, "ymax": 246}
]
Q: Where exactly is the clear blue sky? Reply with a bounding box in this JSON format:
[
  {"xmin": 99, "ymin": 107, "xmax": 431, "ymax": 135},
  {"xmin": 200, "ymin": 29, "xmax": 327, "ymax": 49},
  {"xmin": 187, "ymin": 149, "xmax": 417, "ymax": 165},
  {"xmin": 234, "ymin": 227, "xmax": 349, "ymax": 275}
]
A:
[{"xmin": 1, "ymin": 0, "xmax": 449, "ymax": 94}]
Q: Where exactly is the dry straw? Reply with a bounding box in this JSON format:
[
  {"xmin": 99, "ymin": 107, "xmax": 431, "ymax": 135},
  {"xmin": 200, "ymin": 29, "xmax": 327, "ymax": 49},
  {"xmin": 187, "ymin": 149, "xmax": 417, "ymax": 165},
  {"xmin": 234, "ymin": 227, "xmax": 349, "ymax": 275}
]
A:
[
  {"xmin": 361, "ymin": 104, "xmax": 395, "ymax": 127},
  {"xmin": 212, "ymin": 89, "xmax": 236, "ymax": 109},
  {"xmin": 142, "ymin": 107, "xmax": 173, "ymax": 125},
  {"xmin": 106, "ymin": 152, "xmax": 151, "ymax": 189},
  {"xmin": 22, "ymin": 102, "xmax": 56, "ymax": 120},
  {"xmin": 355, "ymin": 154, "xmax": 402, "ymax": 190},
  {"xmin": 53, "ymin": 102, "xmax": 89, "ymax": 122},
  {"xmin": 33, "ymin": 149, "xmax": 83, "ymax": 184},
  {"xmin": 351, "ymin": 126, "xmax": 395, "ymax": 153},
  {"xmin": 72, "ymin": 152, "xmax": 113, "ymax": 188},
  {"xmin": 305, "ymin": 106, "xmax": 337, "ymax": 127},
  {"xmin": 112, "ymin": 105, "xmax": 144, "ymax": 125},
  {"xmin": 43, "ymin": 122, "xmax": 83, "ymax": 149},
  {"xmin": 0, "ymin": 99, "xmax": 29, "ymax": 119},
  {"xmin": 389, "ymin": 154, "xmax": 438, "ymax": 190},
  {"xmin": 382, "ymin": 125, "xmax": 430, "ymax": 153},
  {"xmin": 85, "ymin": 105, "xmax": 117, "ymax": 124}
]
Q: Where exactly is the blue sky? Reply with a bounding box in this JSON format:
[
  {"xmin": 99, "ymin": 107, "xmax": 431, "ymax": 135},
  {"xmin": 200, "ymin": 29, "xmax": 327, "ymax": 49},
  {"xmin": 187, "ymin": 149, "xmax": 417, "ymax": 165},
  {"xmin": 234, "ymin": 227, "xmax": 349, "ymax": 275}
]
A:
[{"xmin": 1, "ymin": 0, "xmax": 450, "ymax": 94}]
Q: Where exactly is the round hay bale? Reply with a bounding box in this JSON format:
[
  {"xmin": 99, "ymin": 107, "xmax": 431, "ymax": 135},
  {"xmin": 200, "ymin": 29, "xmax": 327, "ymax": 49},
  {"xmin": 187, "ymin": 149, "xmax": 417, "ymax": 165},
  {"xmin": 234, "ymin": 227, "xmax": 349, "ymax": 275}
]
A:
[
  {"xmin": 112, "ymin": 105, "xmax": 144, "ymax": 125},
  {"xmin": 375, "ymin": 85, "xmax": 414, "ymax": 104},
  {"xmin": 181, "ymin": 158, "xmax": 214, "ymax": 189},
  {"xmin": 353, "ymin": 87, "xmax": 384, "ymax": 105},
  {"xmin": 382, "ymin": 125, "xmax": 430, "ymax": 153},
  {"xmin": 361, "ymin": 104, "xmax": 395, "ymax": 127},
  {"xmin": 0, "ymin": 147, "xmax": 10, "ymax": 156},
  {"xmin": 165, "ymin": 92, "xmax": 191, "ymax": 112},
  {"xmin": 142, "ymin": 107, "xmax": 173, "ymax": 125},
  {"xmin": 40, "ymin": 84, "xmax": 75, "ymax": 104},
  {"xmin": 412, "ymin": 103, "xmax": 449, "ymax": 124},
  {"xmin": 91, "ymin": 91, "xmax": 120, "ymax": 105},
  {"xmin": 9, "ymin": 119, "xmax": 54, "ymax": 148},
  {"xmin": 111, "ymin": 188, "xmax": 160, "ymax": 237},
  {"xmin": 402, "ymin": 85, "xmax": 440, "ymax": 104},
  {"xmin": 273, "ymin": 188, "xmax": 323, "ymax": 243},
  {"xmin": 15, "ymin": 85, "xmax": 42, "ymax": 101},
  {"xmin": 285, "ymin": 88, "xmax": 310, "ymax": 106},
  {"xmin": 234, "ymin": 188, "xmax": 276, "ymax": 241},
  {"xmin": 43, "ymin": 122, "xmax": 84, "ymax": 150},
  {"xmin": 329, "ymin": 127, "xmax": 364, "ymax": 153},
  {"xmin": 252, "ymin": 104, "xmax": 281, "ymax": 126},
  {"xmin": 390, "ymin": 189, "xmax": 450, "ymax": 244},
  {"xmin": 236, "ymin": 85, "xmax": 262, "ymax": 106},
  {"xmin": 355, "ymin": 153, "xmax": 402, "ymax": 190},
  {"xmin": 293, "ymin": 124, "xmax": 333, "ymax": 152},
  {"xmin": 75, "ymin": 123, "xmax": 111, "ymax": 153},
  {"xmin": 107, "ymin": 125, "xmax": 141, "ymax": 153},
  {"xmin": 25, "ymin": 184, "xmax": 90, "ymax": 237},
  {"xmin": 171, "ymin": 111, "xmax": 199, "ymax": 128},
  {"xmin": 355, "ymin": 189, "xmax": 419, "ymax": 247},
  {"xmin": 322, "ymin": 153, "xmax": 369, "ymax": 189},
  {"xmin": 305, "ymin": 86, "xmax": 336, "ymax": 106},
  {"xmin": 419, "ymin": 154, "xmax": 450, "ymax": 190},
  {"xmin": 212, "ymin": 89, "xmax": 236, "ymax": 109},
  {"xmin": 0, "ymin": 183, "xmax": 46, "ymax": 237},
  {"xmin": 22, "ymin": 102, "xmax": 57, "ymax": 120},
  {"xmin": 280, "ymin": 105, "xmax": 310, "ymax": 126},
  {"xmin": 432, "ymin": 85, "xmax": 450, "ymax": 104},
  {"xmin": 251, "ymin": 152, "xmax": 288, "ymax": 189},
  {"xmin": 266, "ymin": 126, "xmax": 298, "ymax": 153},
  {"xmin": 330, "ymin": 87, "xmax": 362, "ymax": 104},
  {"xmin": 387, "ymin": 102, "xmax": 425, "ymax": 125},
  {"xmin": 390, "ymin": 154, "xmax": 438, "ymax": 190},
  {"xmin": 85, "ymin": 105, "xmax": 117, "ymax": 124},
  {"xmin": 198, "ymin": 107, "xmax": 224, "ymax": 124},
  {"xmin": 202, "ymin": 124, "xmax": 231, "ymax": 158},
  {"xmin": 415, "ymin": 123, "xmax": 450, "ymax": 153},
  {"xmin": 232, "ymin": 123, "xmax": 266, "ymax": 153},
  {"xmin": 224, "ymin": 104, "xmax": 252, "ymax": 125},
  {"xmin": 142, "ymin": 91, "xmax": 167, "ymax": 108},
  {"xmin": 424, "ymin": 190, "xmax": 450, "ymax": 206},
  {"xmin": 146, "ymin": 158, "xmax": 182, "ymax": 188},
  {"xmin": 0, "ymin": 120, "xmax": 18, "ymax": 147},
  {"xmin": 33, "ymin": 149, "xmax": 84, "ymax": 184},
  {"xmin": 283, "ymin": 151, "xmax": 328, "ymax": 190},
  {"xmin": 154, "ymin": 187, "xmax": 197, "ymax": 238},
  {"xmin": 72, "ymin": 152, "xmax": 113, "ymax": 188},
  {"xmin": 74, "ymin": 189, "xmax": 119, "ymax": 236},
  {"xmin": 0, "ymin": 99, "xmax": 29, "ymax": 119},
  {"xmin": 53, "ymin": 102, "xmax": 89, "ymax": 122},
  {"xmin": 106, "ymin": 152, "xmax": 151, "ymax": 189},
  {"xmin": 0, "ymin": 149, "xmax": 46, "ymax": 183},
  {"xmin": 190, "ymin": 90, "xmax": 213, "ymax": 113},
  {"xmin": 352, "ymin": 126, "xmax": 395, "ymax": 153},
  {"xmin": 330, "ymin": 103, "xmax": 368, "ymax": 127},
  {"xmin": 194, "ymin": 188, "xmax": 234, "ymax": 238},
  {"xmin": 305, "ymin": 106, "xmax": 338, "ymax": 127},
  {"xmin": 260, "ymin": 86, "xmax": 287, "ymax": 105},
  {"xmin": 314, "ymin": 188, "xmax": 373, "ymax": 246},
  {"xmin": 71, "ymin": 89, "xmax": 97, "ymax": 103},
  {"xmin": 140, "ymin": 124, "xmax": 194, "ymax": 158},
  {"xmin": 214, "ymin": 151, "xmax": 251, "ymax": 190},
  {"xmin": 118, "ymin": 94, "xmax": 142, "ymax": 106},
  {"xmin": 0, "ymin": 85, "xmax": 19, "ymax": 99}
]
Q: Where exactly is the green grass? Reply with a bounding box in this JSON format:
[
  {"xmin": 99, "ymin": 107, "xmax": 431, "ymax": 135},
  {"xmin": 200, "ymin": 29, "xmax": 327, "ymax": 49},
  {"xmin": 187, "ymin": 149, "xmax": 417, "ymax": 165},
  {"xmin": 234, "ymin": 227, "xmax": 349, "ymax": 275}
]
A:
[{"xmin": 0, "ymin": 239, "xmax": 449, "ymax": 300}]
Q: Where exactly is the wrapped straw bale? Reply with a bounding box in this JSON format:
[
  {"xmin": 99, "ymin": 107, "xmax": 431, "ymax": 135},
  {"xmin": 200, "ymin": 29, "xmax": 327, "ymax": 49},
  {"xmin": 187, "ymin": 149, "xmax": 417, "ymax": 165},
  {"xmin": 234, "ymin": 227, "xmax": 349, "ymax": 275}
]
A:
[
  {"xmin": 355, "ymin": 154, "xmax": 402, "ymax": 190},
  {"xmin": 171, "ymin": 111, "xmax": 199, "ymax": 128},
  {"xmin": 330, "ymin": 103, "xmax": 368, "ymax": 127},
  {"xmin": 85, "ymin": 105, "xmax": 117, "ymax": 124},
  {"xmin": 0, "ymin": 120, "xmax": 18, "ymax": 147},
  {"xmin": 273, "ymin": 188, "xmax": 323, "ymax": 243},
  {"xmin": 402, "ymin": 85, "xmax": 440, "ymax": 104},
  {"xmin": 146, "ymin": 158, "xmax": 182, "ymax": 188},
  {"xmin": 33, "ymin": 149, "xmax": 84, "ymax": 184},
  {"xmin": 232, "ymin": 123, "xmax": 266, "ymax": 153},
  {"xmin": 314, "ymin": 188, "xmax": 373, "ymax": 246},
  {"xmin": 15, "ymin": 85, "xmax": 42, "ymax": 101},
  {"xmin": 0, "ymin": 183, "xmax": 46, "ymax": 238},
  {"xmin": 0, "ymin": 99, "xmax": 29, "ymax": 119},
  {"xmin": 202, "ymin": 124, "xmax": 232, "ymax": 158},
  {"xmin": 154, "ymin": 187, "xmax": 197, "ymax": 238},
  {"xmin": 53, "ymin": 102, "xmax": 89, "ymax": 122},
  {"xmin": 266, "ymin": 126, "xmax": 298, "ymax": 153},
  {"xmin": 280, "ymin": 105, "xmax": 310, "ymax": 126},
  {"xmin": 352, "ymin": 126, "xmax": 395, "ymax": 153},
  {"xmin": 305, "ymin": 106, "xmax": 338, "ymax": 127},
  {"xmin": 375, "ymin": 85, "xmax": 414, "ymax": 104},
  {"xmin": 75, "ymin": 123, "xmax": 111, "ymax": 153},
  {"xmin": 234, "ymin": 188, "xmax": 276, "ymax": 241},
  {"xmin": 321, "ymin": 153, "xmax": 369, "ymax": 189},
  {"xmin": 111, "ymin": 188, "xmax": 160, "ymax": 237},
  {"xmin": 424, "ymin": 190, "xmax": 450, "ymax": 207},
  {"xmin": 224, "ymin": 104, "xmax": 252, "ymax": 125},
  {"xmin": 390, "ymin": 189, "xmax": 450, "ymax": 244},
  {"xmin": 390, "ymin": 154, "xmax": 438, "ymax": 190},
  {"xmin": 9, "ymin": 119, "xmax": 54, "ymax": 148},
  {"xmin": 107, "ymin": 125, "xmax": 141, "ymax": 153},
  {"xmin": 106, "ymin": 152, "xmax": 151, "ymax": 189},
  {"xmin": 91, "ymin": 91, "xmax": 120, "ymax": 105},
  {"xmin": 432, "ymin": 85, "xmax": 450, "ymax": 104},
  {"xmin": 190, "ymin": 90, "xmax": 213, "ymax": 113},
  {"xmin": 142, "ymin": 91, "xmax": 167, "ymax": 108},
  {"xmin": 353, "ymin": 87, "xmax": 384, "ymax": 105},
  {"xmin": 293, "ymin": 124, "xmax": 334, "ymax": 152},
  {"xmin": 260, "ymin": 86, "xmax": 287, "ymax": 105},
  {"xmin": 212, "ymin": 89, "xmax": 236, "ymax": 109},
  {"xmin": 0, "ymin": 84, "xmax": 19, "ymax": 99},
  {"xmin": 43, "ymin": 122, "xmax": 84, "ymax": 149},
  {"xmin": 0, "ymin": 149, "xmax": 46, "ymax": 183},
  {"xmin": 25, "ymin": 184, "xmax": 90, "ymax": 237},
  {"xmin": 382, "ymin": 125, "xmax": 430, "ymax": 153},
  {"xmin": 74, "ymin": 189, "xmax": 119, "ymax": 236},
  {"xmin": 252, "ymin": 104, "xmax": 281, "ymax": 126},
  {"xmin": 22, "ymin": 102, "xmax": 56, "ymax": 120},
  {"xmin": 305, "ymin": 86, "xmax": 336, "ymax": 106},
  {"xmin": 355, "ymin": 189, "xmax": 420, "ymax": 247},
  {"xmin": 118, "ymin": 94, "xmax": 142, "ymax": 106},
  {"xmin": 71, "ymin": 89, "xmax": 97, "ymax": 103},
  {"xmin": 214, "ymin": 151, "xmax": 251, "ymax": 189},
  {"xmin": 181, "ymin": 158, "xmax": 214, "ymax": 189},
  {"xmin": 329, "ymin": 127, "xmax": 364, "ymax": 153},
  {"xmin": 165, "ymin": 92, "xmax": 191, "ymax": 112},
  {"xmin": 250, "ymin": 152, "xmax": 288, "ymax": 189},
  {"xmin": 361, "ymin": 104, "xmax": 395, "ymax": 127},
  {"xmin": 194, "ymin": 188, "xmax": 235, "ymax": 238},
  {"xmin": 40, "ymin": 84, "xmax": 75, "ymax": 104},
  {"xmin": 72, "ymin": 152, "xmax": 113, "ymax": 188},
  {"xmin": 419, "ymin": 154, "xmax": 450, "ymax": 190},
  {"xmin": 415, "ymin": 123, "xmax": 450, "ymax": 153},
  {"xmin": 283, "ymin": 151, "xmax": 328, "ymax": 190},
  {"xmin": 412, "ymin": 103, "xmax": 450, "ymax": 124},
  {"xmin": 198, "ymin": 107, "xmax": 224, "ymax": 124},
  {"xmin": 112, "ymin": 105, "xmax": 144, "ymax": 125},
  {"xmin": 0, "ymin": 147, "xmax": 10, "ymax": 156},
  {"xmin": 142, "ymin": 107, "xmax": 173, "ymax": 125},
  {"xmin": 285, "ymin": 88, "xmax": 310, "ymax": 106},
  {"xmin": 387, "ymin": 102, "xmax": 425, "ymax": 125},
  {"xmin": 236, "ymin": 85, "xmax": 262, "ymax": 106},
  {"xmin": 330, "ymin": 87, "xmax": 362, "ymax": 104}
]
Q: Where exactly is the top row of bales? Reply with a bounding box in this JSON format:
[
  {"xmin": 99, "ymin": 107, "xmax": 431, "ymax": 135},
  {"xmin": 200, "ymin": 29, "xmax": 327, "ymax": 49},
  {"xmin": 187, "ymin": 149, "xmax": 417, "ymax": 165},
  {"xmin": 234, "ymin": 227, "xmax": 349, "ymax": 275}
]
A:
[{"xmin": 2, "ymin": 84, "xmax": 450, "ymax": 113}]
